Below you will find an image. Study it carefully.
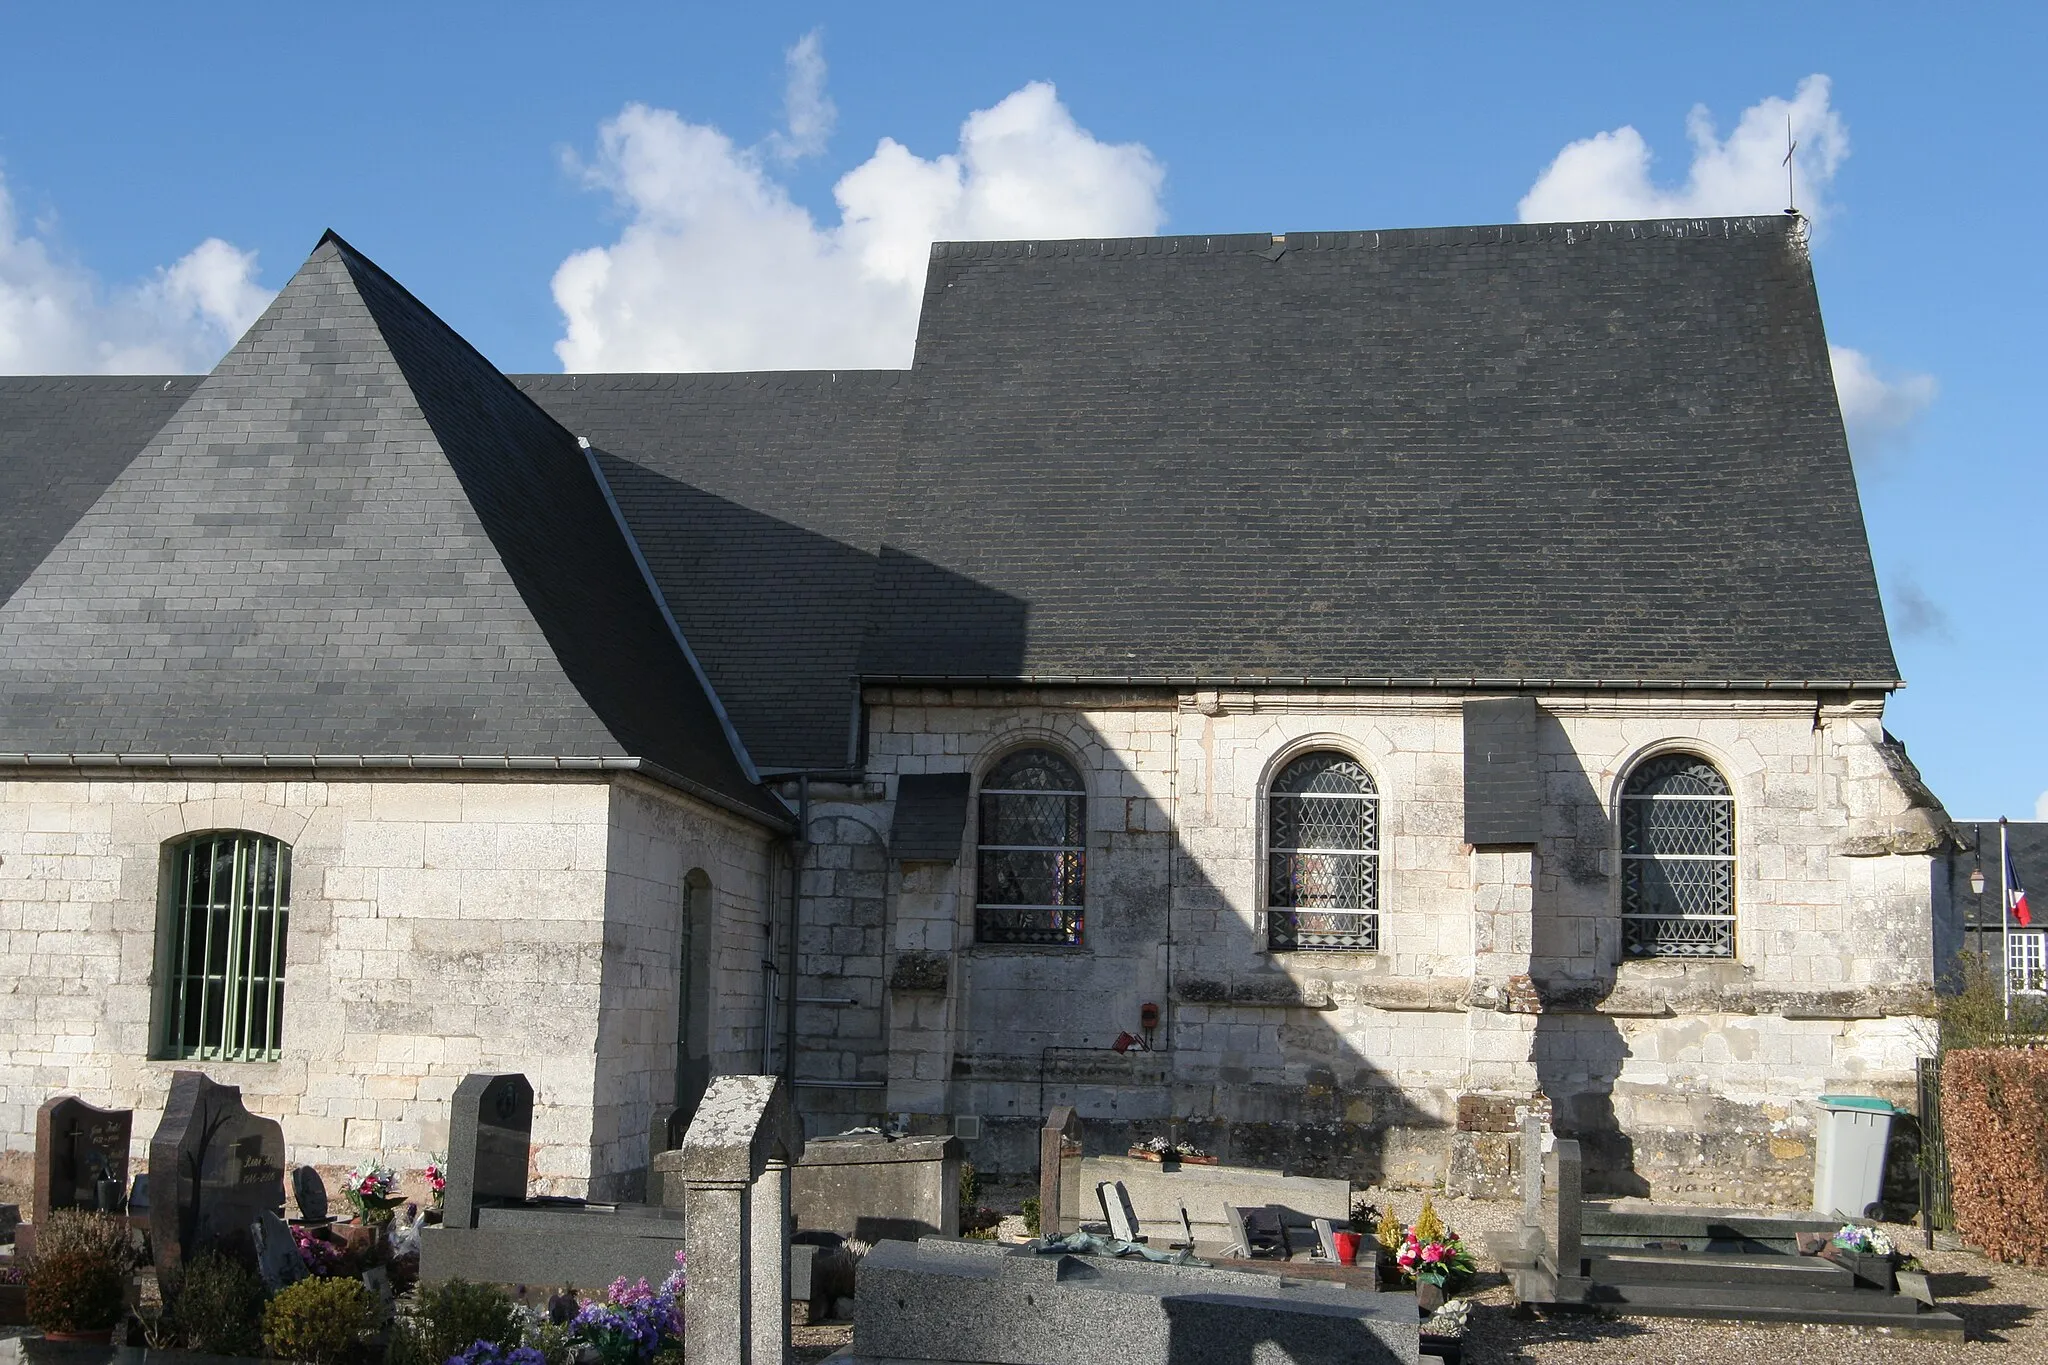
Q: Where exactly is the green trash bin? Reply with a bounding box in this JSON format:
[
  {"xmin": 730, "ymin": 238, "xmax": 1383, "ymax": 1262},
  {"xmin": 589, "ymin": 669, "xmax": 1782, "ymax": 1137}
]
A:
[{"xmin": 1813, "ymin": 1094, "xmax": 1897, "ymax": 1219}]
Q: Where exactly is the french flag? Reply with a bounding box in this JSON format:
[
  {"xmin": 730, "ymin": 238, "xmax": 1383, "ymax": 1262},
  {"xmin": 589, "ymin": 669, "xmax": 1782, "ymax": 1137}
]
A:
[{"xmin": 2011, "ymin": 843, "xmax": 2034, "ymax": 928}]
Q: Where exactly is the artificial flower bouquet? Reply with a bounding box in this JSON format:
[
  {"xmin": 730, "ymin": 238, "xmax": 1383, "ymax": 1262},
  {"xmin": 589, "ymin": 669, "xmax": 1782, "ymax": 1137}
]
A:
[
  {"xmin": 340, "ymin": 1158, "xmax": 406, "ymax": 1224},
  {"xmin": 1830, "ymin": 1223, "xmax": 1897, "ymax": 1259},
  {"xmin": 423, "ymin": 1155, "xmax": 448, "ymax": 1210},
  {"xmin": 1380, "ymin": 1195, "xmax": 1477, "ymax": 1290}
]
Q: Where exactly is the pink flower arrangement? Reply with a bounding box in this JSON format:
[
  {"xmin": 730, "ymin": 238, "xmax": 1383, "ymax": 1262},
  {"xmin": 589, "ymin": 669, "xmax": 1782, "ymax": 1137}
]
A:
[
  {"xmin": 341, "ymin": 1158, "xmax": 405, "ymax": 1223},
  {"xmin": 423, "ymin": 1156, "xmax": 447, "ymax": 1208}
]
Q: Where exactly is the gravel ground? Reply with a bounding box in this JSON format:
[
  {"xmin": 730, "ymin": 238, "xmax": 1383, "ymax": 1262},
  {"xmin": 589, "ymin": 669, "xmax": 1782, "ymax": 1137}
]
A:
[{"xmin": 1367, "ymin": 1189, "xmax": 2048, "ymax": 1364}]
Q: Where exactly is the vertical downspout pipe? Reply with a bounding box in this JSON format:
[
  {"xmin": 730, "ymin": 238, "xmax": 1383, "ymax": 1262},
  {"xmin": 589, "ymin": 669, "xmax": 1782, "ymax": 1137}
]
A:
[{"xmin": 785, "ymin": 775, "xmax": 810, "ymax": 1083}]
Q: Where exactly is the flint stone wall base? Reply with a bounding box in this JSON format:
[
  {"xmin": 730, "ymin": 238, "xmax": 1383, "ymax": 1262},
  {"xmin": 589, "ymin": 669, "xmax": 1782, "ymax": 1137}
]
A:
[{"xmin": 853, "ymin": 1238, "xmax": 1419, "ymax": 1365}]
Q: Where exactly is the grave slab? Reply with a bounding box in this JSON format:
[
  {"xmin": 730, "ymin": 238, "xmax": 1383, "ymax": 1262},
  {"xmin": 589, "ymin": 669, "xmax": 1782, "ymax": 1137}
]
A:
[
  {"xmin": 1078, "ymin": 1155, "xmax": 1349, "ymax": 1253},
  {"xmin": 853, "ymin": 1238, "xmax": 1419, "ymax": 1365}
]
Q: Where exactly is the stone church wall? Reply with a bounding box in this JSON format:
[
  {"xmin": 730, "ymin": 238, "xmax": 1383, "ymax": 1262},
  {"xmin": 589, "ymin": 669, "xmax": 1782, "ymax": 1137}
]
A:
[
  {"xmin": 0, "ymin": 772, "xmax": 778, "ymax": 1199},
  {"xmin": 797, "ymin": 687, "xmax": 1942, "ymax": 1206}
]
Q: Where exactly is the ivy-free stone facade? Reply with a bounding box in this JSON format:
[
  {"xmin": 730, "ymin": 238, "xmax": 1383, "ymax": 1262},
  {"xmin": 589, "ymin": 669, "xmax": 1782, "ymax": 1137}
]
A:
[{"xmin": 0, "ymin": 216, "xmax": 1949, "ymax": 1205}]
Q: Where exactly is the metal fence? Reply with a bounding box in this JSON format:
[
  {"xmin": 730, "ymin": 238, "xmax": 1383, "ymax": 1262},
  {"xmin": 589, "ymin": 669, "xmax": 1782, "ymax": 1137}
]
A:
[{"xmin": 1917, "ymin": 1054, "xmax": 1954, "ymax": 1233}]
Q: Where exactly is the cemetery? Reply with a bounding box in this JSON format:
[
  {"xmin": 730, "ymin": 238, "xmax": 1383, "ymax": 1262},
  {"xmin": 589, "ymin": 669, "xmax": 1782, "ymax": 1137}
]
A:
[{"xmin": 6, "ymin": 1062, "xmax": 2048, "ymax": 1364}]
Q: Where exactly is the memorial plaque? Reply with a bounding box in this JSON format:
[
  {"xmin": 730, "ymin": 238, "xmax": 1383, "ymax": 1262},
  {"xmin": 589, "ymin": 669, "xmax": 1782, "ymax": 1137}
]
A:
[
  {"xmin": 252, "ymin": 1209, "xmax": 306, "ymax": 1291},
  {"xmin": 148, "ymin": 1071, "xmax": 287, "ymax": 1275},
  {"xmin": 33, "ymin": 1096, "xmax": 133, "ymax": 1226},
  {"xmin": 293, "ymin": 1165, "xmax": 329, "ymax": 1223},
  {"xmin": 444, "ymin": 1073, "xmax": 533, "ymax": 1229}
]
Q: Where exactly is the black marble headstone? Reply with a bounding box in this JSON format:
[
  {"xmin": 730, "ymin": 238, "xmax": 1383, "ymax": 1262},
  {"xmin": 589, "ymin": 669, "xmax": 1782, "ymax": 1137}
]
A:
[
  {"xmin": 148, "ymin": 1071, "xmax": 287, "ymax": 1275},
  {"xmin": 444, "ymin": 1073, "xmax": 533, "ymax": 1229},
  {"xmin": 292, "ymin": 1165, "xmax": 329, "ymax": 1223},
  {"xmin": 34, "ymin": 1096, "xmax": 133, "ymax": 1226}
]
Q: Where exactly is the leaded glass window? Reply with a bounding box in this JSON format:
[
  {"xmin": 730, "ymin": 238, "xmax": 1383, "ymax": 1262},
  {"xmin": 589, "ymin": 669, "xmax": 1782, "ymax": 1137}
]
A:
[
  {"xmin": 1620, "ymin": 754, "xmax": 1735, "ymax": 959},
  {"xmin": 1267, "ymin": 751, "xmax": 1379, "ymax": 951},
  {"xmin": 162, "ymin": 832, "xmax": 291, "ymax": 1060},
  {"xmin": 976, "ymin": 749, "xmax": 1086, "ymax": 945}
]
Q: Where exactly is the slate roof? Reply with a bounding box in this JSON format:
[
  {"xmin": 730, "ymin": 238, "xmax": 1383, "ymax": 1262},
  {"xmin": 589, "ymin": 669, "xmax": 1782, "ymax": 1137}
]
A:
[
  {"xmin": 0, "ymin": 234, "xmax": 784, "ymax": 825},
  {"xmin": 1, "ymin": 215, "xmax": 1897, "ymax": 782}
]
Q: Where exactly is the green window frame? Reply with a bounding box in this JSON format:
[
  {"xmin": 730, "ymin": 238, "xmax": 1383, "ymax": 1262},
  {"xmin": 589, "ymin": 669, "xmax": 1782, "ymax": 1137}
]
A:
[{"xmin": 162, "ymin": 832, "xmax": 291, "ymax": 1061}]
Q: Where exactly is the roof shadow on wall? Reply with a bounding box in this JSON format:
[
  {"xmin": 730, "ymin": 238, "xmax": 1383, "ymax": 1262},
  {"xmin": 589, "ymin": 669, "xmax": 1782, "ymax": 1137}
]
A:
[
  {"xmin": 592, "ymin": 451, "xmax": 1028, "ymax": 773},
  {"xmin": 885, "ymin": 707, "xmax": 1443, "ymax": 1189}
]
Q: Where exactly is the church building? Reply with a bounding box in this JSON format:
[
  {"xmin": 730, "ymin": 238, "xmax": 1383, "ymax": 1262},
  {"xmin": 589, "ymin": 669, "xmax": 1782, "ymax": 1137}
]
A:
[{"xmin": 0, "ymin": 216, "xmax": 1949, "ymax": 1205}]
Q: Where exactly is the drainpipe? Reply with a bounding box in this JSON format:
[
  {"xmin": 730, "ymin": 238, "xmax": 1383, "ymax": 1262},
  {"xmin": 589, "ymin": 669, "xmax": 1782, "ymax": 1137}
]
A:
[{"xmin": 783, "ymin": 776, "xmax": 810, "ymax": 1083}]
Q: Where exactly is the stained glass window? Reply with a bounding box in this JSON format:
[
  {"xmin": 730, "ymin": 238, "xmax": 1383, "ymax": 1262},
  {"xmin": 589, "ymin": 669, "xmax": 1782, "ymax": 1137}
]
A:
[
  {"xmin": 1267, "ymin": 751, "xmax": 1379, "ymax": 951},
  {"xmin": 1620, "ymin": 754, "xmax": 1735, "ymax": 959},
  {"xmin": 976, "ymin": 749, "xmax": 1086, "ymax": 945}
]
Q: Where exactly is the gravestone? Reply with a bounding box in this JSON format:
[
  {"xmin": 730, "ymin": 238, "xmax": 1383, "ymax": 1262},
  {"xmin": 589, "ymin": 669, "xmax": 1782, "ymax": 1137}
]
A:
[
  {"xmin": 292, "ymin": 1165, "xmax": 329, "ymax": 1223},
  {"xmin": 33, "ymin": 1096, "xmax": 133, "ymax": 1227},
  {"xmin": 251, "ymin": 1209, "xmax": 306, "ymax": 1291},
  {"xmin": 148, "ymin": 1071, "xmax": 287, "ymax": 1275},
  {"xmin": 792, "ymin": 1132, "xmax": 961, "ymax": 1242},
  {"xmin": 854, "ymin": 1239, "xmax": 1420, "ymax": 1365},
  {"xmin": 444, "ymin": 1072, "xmax": 533, "ymax": 1229},
  {"xmin": 1519, "ymin": 1110, "xmax": 1543, "ymax": 1230},
  {"xmin": 1097, "ymin": 1181, "xmax": 1141, "ymax": 1243},
  {"xmin": 678, "ymin": 1075, "xmax": 804, "ymax": 1365},
  {"xmin": 1037, "ymin": 1106, "xmax": 1082, "ymax": 1236}
]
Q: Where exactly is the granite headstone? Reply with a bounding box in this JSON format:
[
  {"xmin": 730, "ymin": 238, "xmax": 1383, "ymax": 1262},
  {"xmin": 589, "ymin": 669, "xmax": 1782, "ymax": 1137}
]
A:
[
  {"xmin": 1037, "ymin": 1106, "xmax": 1082, "ymax": 1237},
  {"xmin": 444, "ymin": 1073, "xmax": 533, "ymax": 1229},
  {"xmin": 148, "ymin": 1071, "xmax": 287, "ymax": 1275},
  {"xmin": 292, "ymin": 1165, "xmax": 329, "ymax": 1223},
  {"xmin": 33, "ymin": 1096, "xmax": 133, "ymax": 1226},
  {"xmin": 252, "ymin": 1209, "xmax": 306, "ymax": 1292}
]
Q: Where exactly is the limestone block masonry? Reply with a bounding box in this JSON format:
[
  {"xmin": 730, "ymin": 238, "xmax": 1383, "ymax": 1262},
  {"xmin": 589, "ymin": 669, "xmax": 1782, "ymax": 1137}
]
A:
[
  {"xmin": 785, "ymin": 687, "xmax": 1944, "ymax": 1207},
  {"xmin": 0, "ymin": 772, "xmax": 779, "ymax": 1201}
]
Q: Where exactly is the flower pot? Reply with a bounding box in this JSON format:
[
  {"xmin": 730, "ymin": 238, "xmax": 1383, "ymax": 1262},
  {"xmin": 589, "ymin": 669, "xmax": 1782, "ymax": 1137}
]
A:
[
  {"xmin": 39, "ymin": 1329, "xmax": 116, "ymax": 1344},
  {"xmin": 1331, "ymin": 1231, "xmax": 1362, "ymax": 1266},
  {"xmin": 1415, "ymin": 1282, "xmax": 1445, "ymax": 1314}
]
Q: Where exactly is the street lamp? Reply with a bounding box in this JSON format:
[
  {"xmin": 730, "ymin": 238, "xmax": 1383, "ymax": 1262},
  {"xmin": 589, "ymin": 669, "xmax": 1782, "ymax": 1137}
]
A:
[{"xmin": 1972, "ymin": 864, "xmax": 1988, "ymax": 897}]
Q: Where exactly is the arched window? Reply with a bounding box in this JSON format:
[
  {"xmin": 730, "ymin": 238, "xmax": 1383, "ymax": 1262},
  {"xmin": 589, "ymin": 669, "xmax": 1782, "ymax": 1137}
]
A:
[
  {"xmin": 162, "ymin": 832, "xmax": 291, "ymax": 1060},
  {"xmin": 1620, "ymin": 753, "xmax": 1736, "ymax": 959},
  {"xmin": 976, "ymin": 748, "xmax": 1086, "ymax": 945},
  {"xmin": 1267, "ymin": 751, "xmax": 1379, "ymax": 951}
]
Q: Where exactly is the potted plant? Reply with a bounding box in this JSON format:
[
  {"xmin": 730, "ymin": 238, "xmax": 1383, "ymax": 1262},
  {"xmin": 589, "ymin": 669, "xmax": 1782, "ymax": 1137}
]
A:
[
  {"xmin": 1824, "ymin": 1223, "xmax": 1899, "ymax": 1292},
  {"xmin": 423, "ymin": 1154, "xmax": 448, "ymax": 1223},
  {"xmin": 26, "ymin": 1249, "xmax": 127, "ymax": 1342},
  {"xmin": 22, "ymin": 1209, "xmax": 133, "ymax": 1343}
]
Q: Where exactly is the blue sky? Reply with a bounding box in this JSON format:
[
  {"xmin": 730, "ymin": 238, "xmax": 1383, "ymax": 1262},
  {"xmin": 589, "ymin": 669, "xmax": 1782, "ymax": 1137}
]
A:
[{"xmin": 1, "ymin": 1, "xmax": 2039, "ymax": 817}]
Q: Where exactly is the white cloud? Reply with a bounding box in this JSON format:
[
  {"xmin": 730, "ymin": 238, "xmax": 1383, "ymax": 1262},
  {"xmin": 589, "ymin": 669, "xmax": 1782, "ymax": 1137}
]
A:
[
  {"xmin": 2037, "ymin": 789, "xmax": 2048, "ymax": 822},
  {"xmin": 1519, "ymin": 74, "xmax": 1848, "ymax": 226},
  {"xmin": 553, "ymin": 66, "xmax": 1165, "ymax": 372},
  {"xmin": 0, "ymin": 174, "xmax": 273, "ymax": 374},
  {"xmin": 765, "ymin": 29, "xmax": 835, "ymax": 164},
  {"xmin": 1830, "ymin": 344, "xmax": 1938, "ymax": 458}
]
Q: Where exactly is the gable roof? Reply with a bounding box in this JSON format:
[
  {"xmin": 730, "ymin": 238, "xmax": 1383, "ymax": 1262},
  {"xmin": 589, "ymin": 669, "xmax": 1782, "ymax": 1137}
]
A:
[
  {"xmin": 875, "ymin": 217, "xmax": 1895, "ymax": 688},
  {"xmin": 0, "ymin": 234, "xmax": 785, "ymax": 825},
  {"xmin": 2, "ymin": 215, "xmax": 1898, "ymax": 780}
]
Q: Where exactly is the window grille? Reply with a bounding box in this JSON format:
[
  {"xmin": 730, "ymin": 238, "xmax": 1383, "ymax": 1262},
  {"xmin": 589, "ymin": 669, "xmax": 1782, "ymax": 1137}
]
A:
[
  {"xmin": 1620, "ymin": 754, "xmax": 1735, "ymax": 959},
  {"xmin": 163, "ymin": 832, "xmax": 291, "ymax": 1060},
  {"xmin": 2011, "ymin": 931, "xmax": 2048, "ymax": 996},
  {"xmin": 1267, "ymin": 751, "xmax": 1379, "ymax": 951},
  {"xmin": 976, "ymin": 749, "xmax": 1086, "ymax": 945}
]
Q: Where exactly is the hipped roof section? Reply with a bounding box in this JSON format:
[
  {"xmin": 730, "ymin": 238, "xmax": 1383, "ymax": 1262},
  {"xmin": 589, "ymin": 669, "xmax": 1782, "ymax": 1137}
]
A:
[{"xmin": 0, "ymin": 233, "xmax": 787, "ymax": 826}]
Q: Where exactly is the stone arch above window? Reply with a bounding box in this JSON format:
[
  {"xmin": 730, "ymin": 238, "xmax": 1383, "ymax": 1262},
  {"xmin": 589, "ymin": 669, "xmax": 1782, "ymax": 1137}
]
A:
[
  {"xmin": 1619, "ymin": 751, "xmax": 1736, "ymax": 960},
  {"xmin": 975, "ymin": 747, "xmax": 1087, "ymax": 946},
  {"xmin": 159, "ymin": 831, "xmax": 292, "ymax": 1061},
  {"xmin": 1266, "ymin": 749, "xmax": 1380, "ymax": 952}
]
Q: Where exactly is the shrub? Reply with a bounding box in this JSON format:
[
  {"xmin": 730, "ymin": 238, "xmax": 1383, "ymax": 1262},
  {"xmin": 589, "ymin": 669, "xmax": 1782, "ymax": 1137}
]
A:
[
  {"xmin": 165, "ymin": 1250, "xmax": 265, "ymax": 1356},
  {"xmin": 1941, "ymin": 1046, "xmax": 2048, "ymax": 1266},
  {"xmin": 1020, "ymin": 1196, "xmax": 1041, "ymax": 1236},
  {"xmin": 31, "ymin": 1208, "xmax": 135, "ymax": 1266},
  {"xmin": 264, "ymin": 1275, "xmax": 375, "ymax": 1365},
  {"xmin": 1938, "ymin": 951, "xmax": 2048, "ymax": 1050},
  {"xmin": 25, "ymin": 1248, "xmax": 127, "ymax": 1332},
  {"xmin": 390, "ymin": 1278, "xmax": 520, "ymax": 1365}
]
